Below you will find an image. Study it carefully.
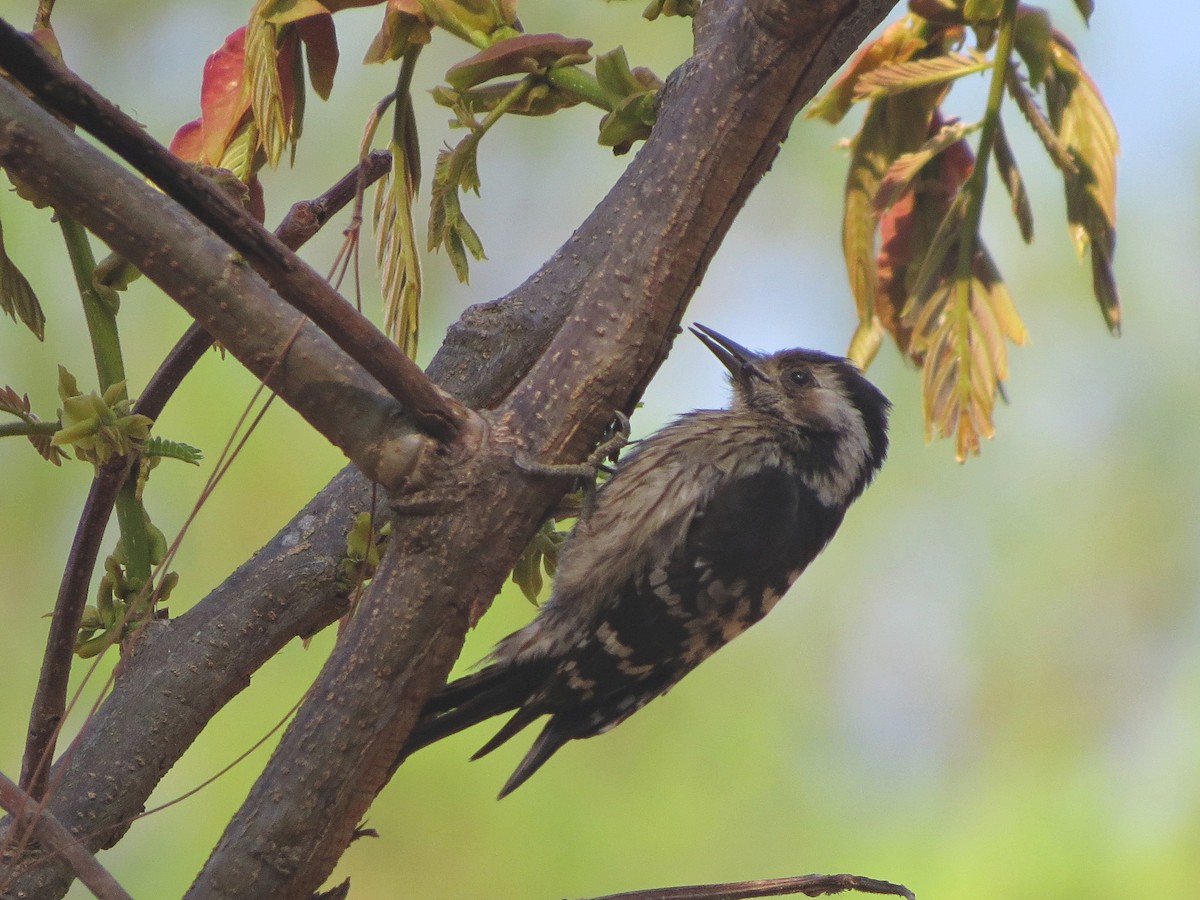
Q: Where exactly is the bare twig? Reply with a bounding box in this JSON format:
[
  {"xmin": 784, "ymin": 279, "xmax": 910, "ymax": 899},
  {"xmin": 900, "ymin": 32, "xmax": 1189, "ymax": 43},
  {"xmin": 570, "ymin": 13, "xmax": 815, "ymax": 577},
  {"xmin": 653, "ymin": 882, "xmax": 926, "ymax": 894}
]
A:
[
  {"xmin": 17, "ymin": 457, "xmax": 129, "ymax": 799},
  {"xmin": 580, "ymin": 872, "xmax": 915, "ymax": 900},
  {"xmin": 0, "ymin": 770, "xmax": 133, "ymax": 900}
]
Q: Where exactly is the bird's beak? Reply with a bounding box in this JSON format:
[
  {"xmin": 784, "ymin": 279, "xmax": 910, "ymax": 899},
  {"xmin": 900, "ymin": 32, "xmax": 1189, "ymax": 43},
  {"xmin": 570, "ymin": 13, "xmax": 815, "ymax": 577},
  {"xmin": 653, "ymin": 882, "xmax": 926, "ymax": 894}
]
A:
[{"xmin": 690, "ymin": 323, "xmax": 769, "ymax": 387}]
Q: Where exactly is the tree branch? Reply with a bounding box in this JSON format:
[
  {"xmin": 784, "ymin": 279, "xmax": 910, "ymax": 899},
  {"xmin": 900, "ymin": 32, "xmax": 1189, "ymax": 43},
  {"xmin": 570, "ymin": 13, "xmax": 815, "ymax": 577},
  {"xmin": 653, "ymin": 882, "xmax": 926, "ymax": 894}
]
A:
[
  {"xmin": 191, "ymin": 2, "xmax": 902, "ymax": 897},
  {"xmin": 0, "ymin": 77, "xmax": 445, "ymax": 490},
  {"xmin": 0, "ymin": 20, "xmax": 466, "ymax": 445},
  {"xmin": 0, "ymin": 770, "xmax": 132, "ymax": 900},
  {"xmin": 17, "ymin": 151, "xmax": 394, "ymax": 807},
  {"xmin": 580, "ymin": 872, "xmax": 915, "ymax": 900}
]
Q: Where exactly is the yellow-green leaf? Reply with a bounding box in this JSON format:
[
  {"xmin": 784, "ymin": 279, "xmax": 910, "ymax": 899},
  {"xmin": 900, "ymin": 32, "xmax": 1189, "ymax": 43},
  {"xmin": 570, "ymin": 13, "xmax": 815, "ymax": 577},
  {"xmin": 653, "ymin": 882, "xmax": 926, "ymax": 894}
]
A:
[
  {"xmin": 992, "ymin": 118, "xmax": 1033, "ymax": 243},
  {"xmin": 0, "ymin": 219, "xmax": 45, "ymax": 341},
  {"xmin": 854, "ymin": 51, "xmax": 990, "ymax": 101}
]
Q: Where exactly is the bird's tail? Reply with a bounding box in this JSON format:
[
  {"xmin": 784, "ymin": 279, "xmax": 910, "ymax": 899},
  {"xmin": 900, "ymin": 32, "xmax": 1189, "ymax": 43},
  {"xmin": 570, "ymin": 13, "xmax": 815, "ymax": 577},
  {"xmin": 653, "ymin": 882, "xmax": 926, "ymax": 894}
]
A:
[{"xmin": 398, "ymin": 659, "xmax": 569, "ymax": 797}]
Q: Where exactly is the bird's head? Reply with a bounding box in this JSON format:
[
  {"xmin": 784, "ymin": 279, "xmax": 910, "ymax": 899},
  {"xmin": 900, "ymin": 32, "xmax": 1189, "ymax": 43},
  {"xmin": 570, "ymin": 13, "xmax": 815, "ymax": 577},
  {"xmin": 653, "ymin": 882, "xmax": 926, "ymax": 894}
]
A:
[{"xmin": 690, "ymin": 323, "xmax": 891, "ymax": 500}]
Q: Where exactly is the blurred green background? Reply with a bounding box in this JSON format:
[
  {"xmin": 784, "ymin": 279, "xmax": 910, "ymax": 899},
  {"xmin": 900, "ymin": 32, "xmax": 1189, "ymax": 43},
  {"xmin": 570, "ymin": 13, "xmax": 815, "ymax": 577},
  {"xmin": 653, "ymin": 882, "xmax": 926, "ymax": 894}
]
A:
[{"xmin": 2, "ymin": 1, "xmax": 1198, "ymax": 897}]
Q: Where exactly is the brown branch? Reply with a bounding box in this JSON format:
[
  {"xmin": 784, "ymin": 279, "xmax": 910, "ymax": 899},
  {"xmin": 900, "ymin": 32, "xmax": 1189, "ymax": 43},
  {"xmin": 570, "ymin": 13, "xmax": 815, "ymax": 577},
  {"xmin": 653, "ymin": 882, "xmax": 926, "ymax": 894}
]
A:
[
  {"xmin": 15, "ymin": 152, "xmax": 395, "ymax": 809},
  {"xmin": 17, "ymin": 457, "xmax": 128, "ymax": 799},
  {"xmin": 0, "ymin": 78, "xmax": 444, "ymax": 489},
  {"xmin": 581, "ymin": 872, "xmax": 915, "ymax": 900},
  {"xmin": 0, "ymin": 770, "xmax": 132, "ymax": 900},
  {"xmin": 0, "ymin": 20, "xmax": 465, "ymax": 445},
  {"xmin": 137, "ymin": 150, "xmax": 394, "ymax": 421}
]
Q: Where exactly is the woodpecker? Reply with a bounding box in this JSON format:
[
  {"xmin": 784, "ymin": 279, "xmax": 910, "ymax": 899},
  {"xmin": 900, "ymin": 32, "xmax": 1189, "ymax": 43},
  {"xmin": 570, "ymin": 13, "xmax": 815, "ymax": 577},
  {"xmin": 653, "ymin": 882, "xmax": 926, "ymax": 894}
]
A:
[{"xmin": 404, "ymin": 324, "xmax": 890, "ymax": 797}]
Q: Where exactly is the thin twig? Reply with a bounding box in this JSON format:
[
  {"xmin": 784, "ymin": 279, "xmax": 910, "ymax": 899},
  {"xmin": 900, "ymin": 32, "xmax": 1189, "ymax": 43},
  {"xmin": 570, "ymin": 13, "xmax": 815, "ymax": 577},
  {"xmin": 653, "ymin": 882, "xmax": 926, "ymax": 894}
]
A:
[
  {"xmin": 0, "ymin": 770, "xmax": 133, "ymax": 900},
  {"xmin": 579, "ymin": 872, "xmax": 915, "ymax": 900},
  {"xmin": 18, "ymin": 456, "xmax": 129, "ymax": 798}
]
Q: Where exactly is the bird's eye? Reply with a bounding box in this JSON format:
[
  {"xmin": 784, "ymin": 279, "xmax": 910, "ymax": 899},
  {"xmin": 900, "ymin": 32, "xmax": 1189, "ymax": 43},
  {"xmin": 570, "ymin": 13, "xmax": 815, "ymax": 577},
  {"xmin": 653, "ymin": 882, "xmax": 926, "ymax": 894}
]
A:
[{"xmin": 788, "ymin": 369, "xmax": 815, "ymax": 388}]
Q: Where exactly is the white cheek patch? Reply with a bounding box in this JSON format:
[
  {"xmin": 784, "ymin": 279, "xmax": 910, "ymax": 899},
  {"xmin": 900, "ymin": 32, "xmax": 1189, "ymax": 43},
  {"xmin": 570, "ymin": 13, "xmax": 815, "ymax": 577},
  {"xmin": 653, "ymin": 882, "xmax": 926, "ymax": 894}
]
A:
[{"xmin": 801, "ymin": 387, "xmax": 872, "ymax": 507}]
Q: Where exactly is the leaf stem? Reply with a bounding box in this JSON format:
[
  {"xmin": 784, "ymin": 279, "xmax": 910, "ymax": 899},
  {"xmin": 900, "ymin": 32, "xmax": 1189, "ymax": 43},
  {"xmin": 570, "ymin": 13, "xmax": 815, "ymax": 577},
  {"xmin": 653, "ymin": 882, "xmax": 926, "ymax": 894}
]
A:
[
  {"xmin": 59, "ymin": 216, "xmax": 126, "ymax": 393},
  {"xmin": 954, "ymin": 0, "xmax": 1018, "ymax": 281},
  {"xmin": 545, "ymin": 65, "xmax": 613, "ymax": 111},
  {"xmin": 950, "ymin": 0, "xmax": 1018, "ymax": 405},
  {"xmin": 0, "ymin": 419, "xmax": 60, "ymax": 438}
]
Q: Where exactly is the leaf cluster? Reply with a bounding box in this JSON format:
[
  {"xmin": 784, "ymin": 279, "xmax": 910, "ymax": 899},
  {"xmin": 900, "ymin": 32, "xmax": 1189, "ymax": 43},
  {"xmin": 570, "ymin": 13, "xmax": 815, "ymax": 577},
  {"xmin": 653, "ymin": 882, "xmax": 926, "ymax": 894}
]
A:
[
  {"xmin": 166, "ymin": 1, "xmax": 673, "ymax": 350},
  {"xmin": 809, "ymin": 0, "xmax": 1117, "ymax": 459}
]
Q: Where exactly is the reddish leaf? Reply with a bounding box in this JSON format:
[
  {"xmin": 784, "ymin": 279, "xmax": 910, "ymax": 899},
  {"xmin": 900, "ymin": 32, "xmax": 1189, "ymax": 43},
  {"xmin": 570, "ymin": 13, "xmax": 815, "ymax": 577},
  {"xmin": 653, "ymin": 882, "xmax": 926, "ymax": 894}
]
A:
[
  {"xmin": 807, "ymin": 18, "xmax": 928, "ymax": 124},
  {"xmin": 169, "ymin": 119, "xmax": 204, "ymax": 161},
  {"xmin": 297, "ymin": 14, "xmax": 339, "ymax": 99},
  {"xmin": 199, "ymin": 27, "xmax": 251, "ymax": 166},
  {"xmin": 364, "ymin": 0, "xmax": 433, "ymax": 63},
  {"xmin": 446, "ymin": 34, "xmax": 593, "ymax": 91}
]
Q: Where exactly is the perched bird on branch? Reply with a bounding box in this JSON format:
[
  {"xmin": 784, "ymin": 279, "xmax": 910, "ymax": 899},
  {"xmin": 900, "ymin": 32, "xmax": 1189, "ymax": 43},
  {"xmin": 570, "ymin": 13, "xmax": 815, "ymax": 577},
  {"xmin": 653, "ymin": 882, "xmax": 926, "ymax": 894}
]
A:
[{"xmin": 403, "ymin": 324, "xmax": 890, "ymax": 797}]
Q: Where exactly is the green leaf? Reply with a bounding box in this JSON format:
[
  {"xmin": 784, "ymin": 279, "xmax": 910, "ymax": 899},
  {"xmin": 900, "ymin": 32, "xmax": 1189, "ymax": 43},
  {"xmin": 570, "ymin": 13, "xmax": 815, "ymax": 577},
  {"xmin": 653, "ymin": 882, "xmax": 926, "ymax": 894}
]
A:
[
  {"xmin": 963, "ymin": 0, "xmax": 1003, "ymax": 22},
  {"xmin": 643, "ymin": 0, "xmax": 698, "ymax": 19},
  {"xmin": 1012, "ymin": 7, "xmax": 1052, "ymax": 88},
  {"xmin": 0, "ymin": 218, "xmax": 46, "ymax": 341},
  {"xmin": 854, "ymin": 51, "xmax": 991, "ymax": 100},
  {"xmin": 145, "ymin": 436, "xmax": 204, "ymax": 465},
  {"xmin": 840, "ymin": 102, "xmax": 890, "ymax": 349},
  {"xmin": 1005, "ymin": 69, "xmax": 1077, "ymax": 175},
  {"xmin": 1046, "ymin": 38, "xmax": 1120, "ymax": 333},
  {"xmin": 376, "ymin": 71, "xmax": 423, "ymax": 357}
]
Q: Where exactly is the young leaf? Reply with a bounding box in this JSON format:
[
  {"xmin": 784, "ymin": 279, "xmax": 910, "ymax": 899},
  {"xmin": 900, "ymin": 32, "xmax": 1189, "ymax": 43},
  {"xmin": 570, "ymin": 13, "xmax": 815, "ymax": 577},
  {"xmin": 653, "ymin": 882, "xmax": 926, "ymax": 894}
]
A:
[
  {"xmin": 854, "ymin": 51, "xmax": 991, "ymax": 100},
  {"xmin": 874, "ymin": 118, "xmax": 979, "ymax": 214},
  {"xmin": 1012, "ymin": 6, "xmax": 1052, "ymax": 88},
  {"xmin": 841, "ymin": 102, "xmax": 889, "ymax": 352},
  {"xmin": 807, "ymin": 18, "xmax": 928, "ymax": 124},
  {"xmin": 1005, "ymin": 68, "xmax": 1076, "ymax": 175},
  {"xmin": 364, "ymin": 2, "xmax": 433, "ymax": 63},
  {"xmin": 0, "ymin": 385, "xmax": 32, "ymax": 419},
  {"xmin": 992, "ymin": 117, "xmax": 1034, "ymax": 243},
  {"xmin": 0, "ymin": 219, "xmax": 45, "ymax": 340},
  {"xmin": 375, "ymin": 143, "xmax": 423, "ymax": 356},
  {"xmin": 297, "ymin": 14, "xmax": 339, "ymax": 101},
  {"xmin": 1046, "ymin": 37, "xmax": 1120, "ymax": 332},
  {"xmin": 245, "ymin": 13, "xmax": 290, "ymax": 167},
  {"xmin": 145, "ymin": 436, "xmax": 204, "ymax": 465}
]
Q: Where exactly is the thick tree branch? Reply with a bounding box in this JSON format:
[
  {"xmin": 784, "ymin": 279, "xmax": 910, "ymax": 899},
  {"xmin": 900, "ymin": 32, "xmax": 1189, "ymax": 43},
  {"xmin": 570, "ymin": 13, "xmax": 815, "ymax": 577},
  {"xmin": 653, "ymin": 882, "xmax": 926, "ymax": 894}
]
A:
[
  {"xmin": 0, "ymin": 20, "xmax": 467, "ymax": 445},
  {"xmin": 0, "ymin": 1, "xmax": 900, "ymax": 896},
  {"xmin": 0, "ymin": 78, "xmax": 442, "ymax": 490},
  {"xmin": 0, "ymin": 771, "xmax": 132, "ymax": 900}
]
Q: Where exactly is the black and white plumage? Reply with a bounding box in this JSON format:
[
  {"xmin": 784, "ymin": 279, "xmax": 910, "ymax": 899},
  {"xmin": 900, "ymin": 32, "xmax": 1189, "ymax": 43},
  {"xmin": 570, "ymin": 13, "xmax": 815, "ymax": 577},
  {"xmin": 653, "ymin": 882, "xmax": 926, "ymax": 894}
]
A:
[{"xmin": 404, "ymin": 324, "xmax": 890, "ymax": 797}]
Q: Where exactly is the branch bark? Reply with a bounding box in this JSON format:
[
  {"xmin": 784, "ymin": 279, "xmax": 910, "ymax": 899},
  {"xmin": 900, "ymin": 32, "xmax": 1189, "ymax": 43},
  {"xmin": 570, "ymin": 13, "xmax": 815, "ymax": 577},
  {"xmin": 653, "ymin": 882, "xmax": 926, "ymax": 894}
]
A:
[
  {"xmin": 0, "ymin": 20, "xmax": 468, "ymax": 446},
  {"xmin": 0, "ymin": 1, "xmax": 900, "ymax": 896},
  {"xmin": 0, "ymin": 77, "xmax": 443, "ymax": 490}
]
